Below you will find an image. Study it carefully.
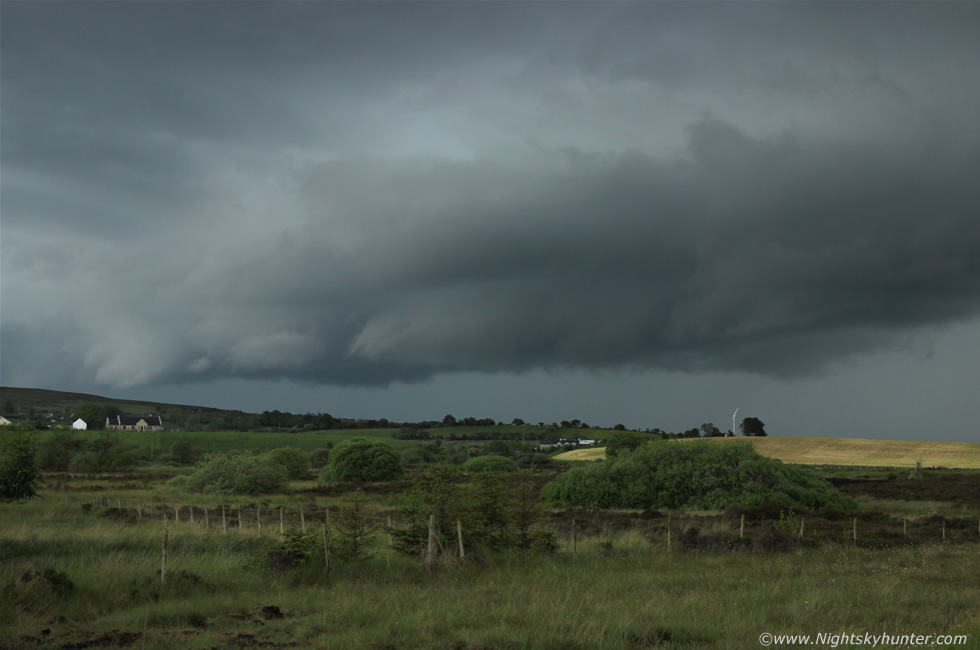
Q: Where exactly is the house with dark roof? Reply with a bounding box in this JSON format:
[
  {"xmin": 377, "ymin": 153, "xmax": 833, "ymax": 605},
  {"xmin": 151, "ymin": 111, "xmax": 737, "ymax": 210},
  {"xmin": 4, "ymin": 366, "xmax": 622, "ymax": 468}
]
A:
[{"xmin": 106, "ymin": 415, "xmax": 163, "ymax": 431}]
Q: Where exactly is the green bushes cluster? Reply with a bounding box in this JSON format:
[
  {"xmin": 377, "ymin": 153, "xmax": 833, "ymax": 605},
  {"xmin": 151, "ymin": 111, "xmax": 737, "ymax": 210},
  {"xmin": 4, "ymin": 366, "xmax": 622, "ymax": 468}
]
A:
[
  {"xmin": 461, "ymin": 455, "xmax": 518, "ymax": 474},
  {"xmin": 324, "ymin": 438, "xmax": 403, "ymax": 482},
  {"xmin": 543, "ymin": 441, "xmax": 857, "ymax": 512},
  {"xmin": 266, "ymin": 447, "xmax": 310, "ymax": 480},
  {"xmin": 392, "ymin": 464, "xmax": 558, "ymax": 556},
  {"xmin": 166, "ymin": 454, "xmax": 289, "ymax": 495}
]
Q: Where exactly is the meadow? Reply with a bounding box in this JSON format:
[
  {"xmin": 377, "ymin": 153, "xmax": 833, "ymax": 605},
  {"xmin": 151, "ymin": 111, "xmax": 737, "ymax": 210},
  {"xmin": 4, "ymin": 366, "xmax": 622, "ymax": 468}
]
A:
[
  {"xmin": 4, "ymin": 423, "xmax": 980, "ymax": 649},
  {"xmin": 4, "ymin": 489, "xmax": 979, "ymax": 650}
]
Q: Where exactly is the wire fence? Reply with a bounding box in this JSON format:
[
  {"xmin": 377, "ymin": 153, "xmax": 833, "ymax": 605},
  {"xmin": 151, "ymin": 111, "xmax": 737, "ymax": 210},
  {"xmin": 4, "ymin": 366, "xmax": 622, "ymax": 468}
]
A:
[{"xmin": 84, "ymin": 495, "xmax": 980, "ymax": 548}]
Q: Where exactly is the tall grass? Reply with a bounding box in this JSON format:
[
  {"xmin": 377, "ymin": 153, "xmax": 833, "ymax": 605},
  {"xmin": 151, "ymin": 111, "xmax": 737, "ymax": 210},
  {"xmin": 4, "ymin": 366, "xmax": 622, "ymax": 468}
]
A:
[{"xmin": 3, "ymin": 496, "xmax": 979, "ymax": 649}]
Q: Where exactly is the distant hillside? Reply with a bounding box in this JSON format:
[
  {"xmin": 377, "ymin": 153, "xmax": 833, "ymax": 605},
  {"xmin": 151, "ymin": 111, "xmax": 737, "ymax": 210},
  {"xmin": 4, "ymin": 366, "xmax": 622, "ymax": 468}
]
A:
[
  {"xmin": 0, "ymin": 386, "xmax": 230, "ymax": 429},
  {"xmin": 554, "ymin": 436, "xmax": 980, "ymax": 470}
]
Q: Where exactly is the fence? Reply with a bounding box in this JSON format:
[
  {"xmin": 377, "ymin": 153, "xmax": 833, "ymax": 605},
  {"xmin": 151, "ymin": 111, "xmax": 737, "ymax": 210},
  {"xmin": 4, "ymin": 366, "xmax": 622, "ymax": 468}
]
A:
[{"xmin": 86, "ymin": 495, "xmax": 980, "ymax": 548}]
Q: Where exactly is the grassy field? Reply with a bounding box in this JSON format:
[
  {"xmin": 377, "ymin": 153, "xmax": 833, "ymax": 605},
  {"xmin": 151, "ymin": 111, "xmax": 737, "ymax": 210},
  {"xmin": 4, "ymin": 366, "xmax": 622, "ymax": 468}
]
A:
[
  {"xmin": 554, "ymin": 436, "xmax": 980, "ymax": 469},
  {"xmin": 3, "ymin": 494, "xmax": 978, "ymax": 650},
  {"xmin": 35, "ymin": 428, "xmax": 423, "ymax": 454}
]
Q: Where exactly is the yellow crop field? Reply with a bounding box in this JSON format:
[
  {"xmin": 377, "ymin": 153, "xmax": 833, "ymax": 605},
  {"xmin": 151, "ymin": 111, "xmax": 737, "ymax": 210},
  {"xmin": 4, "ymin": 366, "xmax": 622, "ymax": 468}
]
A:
[{"xmin": 553, "ymin": 437, "xmax": 980, "ymax": 469}]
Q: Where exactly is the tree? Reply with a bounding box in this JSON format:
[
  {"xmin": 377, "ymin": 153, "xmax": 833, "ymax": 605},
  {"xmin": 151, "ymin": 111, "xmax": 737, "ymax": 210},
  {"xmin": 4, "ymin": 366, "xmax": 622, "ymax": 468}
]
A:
[
  {"xmin": 266, "ymin": 447, "xmax": 310, "ymax": 480},
  {"xmin": 604, "ymin": 431, "xmax": 658, "ymax": 457},
  {"xmin": 1, "ymin": 433, "xmax": 40, "ymax": 499},
  {"xmin": 328, "ymin": 438, "xmax": 403, "ymax": 482},
  {"xmin": 740, "ymin": 417, "xmax": 768, "ymax": 437},
  {"xmin": 75, "ymin": 403, "xmax": 106, "ymax": 428},
  {"xmin": 332, "ymin": 490, "xmax": 378, "ymax": 563},
  {"xmin": 38, "ymin": 430, "xmax": 83, "ymax": 471},
  {"xmin": 700, "ymin": 422, "xmax": 723, "ymax": 438}
]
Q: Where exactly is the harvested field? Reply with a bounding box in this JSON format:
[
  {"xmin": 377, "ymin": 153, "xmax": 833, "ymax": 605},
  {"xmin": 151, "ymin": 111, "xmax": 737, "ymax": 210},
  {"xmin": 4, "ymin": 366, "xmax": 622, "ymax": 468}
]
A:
[{"xmin": 554, "ymin": 437, "xmax": 980, "ymax": 469}]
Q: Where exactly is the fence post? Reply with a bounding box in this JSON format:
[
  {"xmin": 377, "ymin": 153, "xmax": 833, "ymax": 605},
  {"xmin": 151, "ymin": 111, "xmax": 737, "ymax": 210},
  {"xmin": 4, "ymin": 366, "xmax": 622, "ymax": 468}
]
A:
[
  {"xmin": 257, "ymin": 508, "xmax": 262, "ymax": 536},
  {"xmin": 457, "ymin": 520, "xmax": 465, "ymax": 561},
  {"xmin": 426, "ymin": 514, "xmax": 438, "ymax": 570},
  {"xmin": 280, "ymin": 507, "xmax": 284, "ymax": 535},
  {"xmin": 189, "ymin": 506, "xmax": 194, "ymax": 526},
  {"xmin": 161, "ymin": 529, "xmax": 169, "ymax": 587},
  {"xmin": 942, "ymin": 518, "xmax": 946, "ymax": 541},
  {"xmin": 572, "ymin": 517, "xmax": 577, "ymax": 559},
  {"xmin": 204, "ymin": 506, "xmax": 209, "ymax": 529},
  {"xmin": 904, "ymin": 518, "xmax": 907, "ymax": 537},
  {"xmin": 174, "ymin": 506, "xmax": 179, "ymax": 525},
  {"xmin": 740, "ymin": 514, "xmax": 745, "ymax": 540},
  {"xmin": 667, "ymin": 512, "xmax": 671, "ymax": 551},
  {"xmin": 137, "ymin": 503, "xmax": 142, "ymax": 520},
  {"xmin": 300, "ymin": 509, "xmax": 306, "ymax": 532},
  {"xmin": 853, "ymin": 518, "xmax": 857, "ymax": 546},
  {"xmin": 798, "ymin": 518, "xmax": 805, "ymax": 540},
  {"xmin": 323, "ymin": 521, "xmax": 331, "ymax": 574},
  {"xmin": 222, "ymin": 506, "xmax": 227, "ymax": 534},
  {"xmin": 388, "ymin": 516, "xmax": 393, "ymax": 550},
  {"xmin": 238, "ymin": 508, "xmax": 243, "ymax": 533}
]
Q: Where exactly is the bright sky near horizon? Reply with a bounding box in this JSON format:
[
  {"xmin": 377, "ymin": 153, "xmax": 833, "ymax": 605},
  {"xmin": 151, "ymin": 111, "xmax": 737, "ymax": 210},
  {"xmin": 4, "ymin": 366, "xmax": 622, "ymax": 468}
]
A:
[{"xmin": 2, "ymin": 3, "xmax": 979, "ymax": 441}]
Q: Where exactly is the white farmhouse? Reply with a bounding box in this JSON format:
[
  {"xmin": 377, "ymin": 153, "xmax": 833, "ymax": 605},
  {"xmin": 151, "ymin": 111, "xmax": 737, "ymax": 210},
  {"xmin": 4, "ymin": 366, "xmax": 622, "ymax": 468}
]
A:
[{"xmin": 72, "ymin": 418, "xmax": 88, "ymax": 430}]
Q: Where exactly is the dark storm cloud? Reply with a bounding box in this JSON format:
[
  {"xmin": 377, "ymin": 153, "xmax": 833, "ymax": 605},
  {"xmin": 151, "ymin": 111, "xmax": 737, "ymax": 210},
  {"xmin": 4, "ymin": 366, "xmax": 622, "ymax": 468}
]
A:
[{"xmin": 3, "ymin": 2, "xmax": 980, "ymax": 390}]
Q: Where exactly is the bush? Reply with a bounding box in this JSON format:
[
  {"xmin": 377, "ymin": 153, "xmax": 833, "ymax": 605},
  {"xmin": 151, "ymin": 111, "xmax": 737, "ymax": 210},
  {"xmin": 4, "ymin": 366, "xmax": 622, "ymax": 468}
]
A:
[
  {"xmin": 604, "ymin": 431, "xmax": 660, "ymax": 457},
  {"xmin": 168, "ymin": 454, "xmax": 289, "ymax": 495},
  {"xmin": 462, "ymin": 455, "xmax": 518, "ymax": 474},
  {"xmin": 0, "ymin": 433, "xmax": 40, "ymax": 499},
  {"xmin": 309, "ymin": 448, "xmax": 331, "ymax": 469},
  {"xmin": 327, "ymin": 438, "xmax": 403, "ymax": 482},
  {"xmin": 266, "ymin": 447, "xmax": 310, "ymax": 480},
  {"xmin": 543, "ymin": 441, "xmax": 857, "ymax": 512}
]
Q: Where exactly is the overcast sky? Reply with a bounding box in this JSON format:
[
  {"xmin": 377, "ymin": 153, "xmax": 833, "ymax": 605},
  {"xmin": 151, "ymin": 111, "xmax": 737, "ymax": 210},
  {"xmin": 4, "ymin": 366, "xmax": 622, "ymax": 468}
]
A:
[{"xmin": 3, "ymin": 2, "xmax": 980, "ymax": 441}]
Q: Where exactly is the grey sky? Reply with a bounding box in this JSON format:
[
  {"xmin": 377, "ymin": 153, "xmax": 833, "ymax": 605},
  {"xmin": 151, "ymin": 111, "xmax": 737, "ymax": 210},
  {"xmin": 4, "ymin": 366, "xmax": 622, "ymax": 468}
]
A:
[{"xmin": 3, "ymin": 2, "xmax": 979, "ymax": 441}]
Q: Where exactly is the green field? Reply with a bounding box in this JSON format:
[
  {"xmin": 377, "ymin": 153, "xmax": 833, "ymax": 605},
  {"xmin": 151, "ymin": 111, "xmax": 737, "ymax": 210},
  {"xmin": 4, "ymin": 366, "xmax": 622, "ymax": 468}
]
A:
[{"xmin": 554, "ymin": 436, "xmax": 980, "ymax": 469}]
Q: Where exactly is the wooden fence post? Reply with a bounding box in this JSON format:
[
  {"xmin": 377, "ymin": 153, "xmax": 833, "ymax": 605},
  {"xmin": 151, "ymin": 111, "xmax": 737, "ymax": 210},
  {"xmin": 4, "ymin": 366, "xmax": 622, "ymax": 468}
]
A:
[
  {"xmin": 161, "ymin": 529, "xmax": 169, "ymax": 586},
  {"xmin": 387, "ymin": 516, "xmax": 393, "ymax": 549},
  {"xmin": 667, "ymin": 512, "xmax": 672, "ymax": 551},
  {"xmin": 904, "ymin": 518, "xmax": 907, "ymax": 537},
  {"xmin": 740, "ymin": 514, "xmax": 745, "ymax": 540},
  {"xmin": 323, "ymin": 521, "xmax": 331, "ymax": 574},
  {"xmin": 189, "ymin": 506, "xmax": 194, "ymax": 526},
  {"xmin": 425, "ymin": 514, "xmax": 438, "ymax": 570},
  {"xmin": 798, "ymin": 518, "xmax": 805, "ymax": 540},
  {"xmin": 204, "ymin": 506, "xmax": 209, "ymax": 529},
  {"xmin": 280, "ymin": 507, "xmax": 284, "ymax": 535},
  {"xmin": 300, "ymin": 509, "xmax": 306, "ymax": 532},
  {"xmin": 853, "ymin": 518, "xmax": 857, "ymax": 546},
  {"xmin": 238, "ymin": 508, "xmax": 243, "ymax": 533},
  {"xmin": 942, "ymin": 518, "xmax": 946, "ymax": 541},
  {"xmin": 571, "ymin": 517, "xmax": 577, "ymax": 559},
  {"xmin": 174, "ymin": 506, "xmax": 179, "ymax": 525},
  {"xmin": 457, "ymin": 520, "xmax": 465, "ymax": 561},
  {"xmin": 222, "ymin": 506, "xmax": 227, "ymax": 534},
  {"xmin": 137, "ymin": 504, "xmax": 142, "ymax": 520},
  {"xmin": 257, "ymin": 508, "xmax": 262, "ymax": 536}
]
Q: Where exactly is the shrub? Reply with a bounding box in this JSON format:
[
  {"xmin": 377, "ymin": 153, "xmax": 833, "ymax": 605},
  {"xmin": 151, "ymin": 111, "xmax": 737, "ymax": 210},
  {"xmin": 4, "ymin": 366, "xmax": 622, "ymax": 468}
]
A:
[
  {"xmin": 327, "ymin": 438, "xmax": 403, "ymax": 482},
  {"xmin": 462, "ymin": 455, "xmax": 518, "ymax": 474},
  {"xmin": 266, "ymin": 447, "xmax": 310, "ymax": 480},
  {"xmin": 604, "ymin": 431, "xmax": 660, "ymax": 457},
  {"xmin": 0, "ymin": 433, "xmax": 40, "ymax": 499},
  {"xmin": 543, "ymin": 441, "xmax": 857, "ymax": 512},
  {"xmin": 168, "ymin": 454, "xmax": 289, "ymax": 495},
  {"xmin": 309, "ymin": 448, "xmax": 331, "ymax": 469}
]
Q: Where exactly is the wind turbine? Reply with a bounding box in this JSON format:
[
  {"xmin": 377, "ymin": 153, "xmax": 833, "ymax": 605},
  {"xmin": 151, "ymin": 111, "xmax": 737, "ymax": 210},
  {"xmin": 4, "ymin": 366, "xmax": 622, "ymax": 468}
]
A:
[{"xmin": 732, "ymin": 408, "xmax": 739, "ymax": 436}]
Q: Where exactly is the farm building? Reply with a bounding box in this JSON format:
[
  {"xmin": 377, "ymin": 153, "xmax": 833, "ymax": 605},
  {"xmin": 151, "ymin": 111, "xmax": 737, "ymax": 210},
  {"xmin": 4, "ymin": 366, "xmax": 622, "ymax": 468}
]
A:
[
  {"xmin": 106, "ymin": 415, "xmax": 163, "ymax": 431},
  {"xmin": 72, "ymin": 418, "xmax": 88, "ymax": 430},
  {"xmin": 0, "ymin": 416, "xmax": 10, "ymax": 426}
]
